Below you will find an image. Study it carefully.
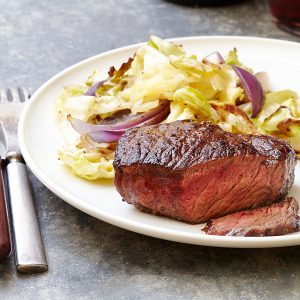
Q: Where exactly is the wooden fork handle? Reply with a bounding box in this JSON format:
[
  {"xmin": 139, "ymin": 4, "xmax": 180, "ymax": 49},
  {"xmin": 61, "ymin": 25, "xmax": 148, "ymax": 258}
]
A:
[{"xmin": 0, "ymin": 159, "xmax": 11, "ymax": 260}]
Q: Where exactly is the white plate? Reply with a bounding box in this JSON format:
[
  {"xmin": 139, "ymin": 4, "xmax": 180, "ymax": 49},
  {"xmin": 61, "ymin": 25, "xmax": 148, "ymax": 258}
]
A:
[{"xmin": 19, "ymin": 36, "xmax": 300, "ymax": 248}]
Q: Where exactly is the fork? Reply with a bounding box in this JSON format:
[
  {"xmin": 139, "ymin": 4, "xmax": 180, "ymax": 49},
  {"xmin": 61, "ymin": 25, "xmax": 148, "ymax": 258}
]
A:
[{"xmin": 0, "ymin": 87, "xmax": 47, "ymax": 273}]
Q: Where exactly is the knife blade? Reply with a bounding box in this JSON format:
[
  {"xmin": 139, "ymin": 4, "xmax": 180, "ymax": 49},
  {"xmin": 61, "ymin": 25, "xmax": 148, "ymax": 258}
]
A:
[
  {"xmin": 0, "ymin": 123, "xmax": 11, "ymax": 260},
  {"xmin": 0, "ymin": 122, "xmax": 7, "ymax": 158}
]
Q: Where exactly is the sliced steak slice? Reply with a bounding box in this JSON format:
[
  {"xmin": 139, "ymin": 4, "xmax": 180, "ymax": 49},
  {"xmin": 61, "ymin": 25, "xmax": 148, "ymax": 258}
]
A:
[
  {"xmin": 203, "ymin": 197, "xmax": 300, "ymax": 236},
  {"xmin": 113, "ymin": 120, "xmax": 296, "ymax": 224}
]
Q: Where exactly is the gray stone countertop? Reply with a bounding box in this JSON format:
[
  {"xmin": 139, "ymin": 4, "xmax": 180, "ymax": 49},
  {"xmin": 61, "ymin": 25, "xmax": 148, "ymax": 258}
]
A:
[{"xmin": 1, "ymin": 0, "xmax": 300, "ymax": 299}]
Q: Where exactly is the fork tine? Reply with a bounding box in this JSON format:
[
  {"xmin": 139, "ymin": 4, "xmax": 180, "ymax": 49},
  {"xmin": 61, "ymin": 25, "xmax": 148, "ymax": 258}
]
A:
[
  {"xmin": 10, "ymin": 88, "xmax": 21, "ymax": 103},
  {"xmin": 19, "ymin": 87, "xmax": 30, "ymax": 102},
  {"xmin": 0, "ymin": 88, "xmax": 8, "ymax": 103}
]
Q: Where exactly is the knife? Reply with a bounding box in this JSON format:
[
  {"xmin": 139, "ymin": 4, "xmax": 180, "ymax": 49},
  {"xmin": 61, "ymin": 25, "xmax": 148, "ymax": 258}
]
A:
[{"xmin": 0, "ymin": 151, "xmax": 11, "ymax": 260}]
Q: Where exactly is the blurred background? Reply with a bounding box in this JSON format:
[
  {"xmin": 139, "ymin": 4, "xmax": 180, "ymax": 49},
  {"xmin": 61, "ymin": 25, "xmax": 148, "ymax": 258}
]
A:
[{"xmin": 0, "ymin": 0, "xmax": 299, "ymax": 94}]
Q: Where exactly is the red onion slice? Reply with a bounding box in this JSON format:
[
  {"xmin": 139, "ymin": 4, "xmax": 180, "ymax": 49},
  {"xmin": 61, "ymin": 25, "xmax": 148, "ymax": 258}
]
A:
[
  {"xmin": 233, "ymin": 66, "xmax": 264, "ymax": 118},
  {"xmin": 85, "ymin": 80, "xmax": 106, "ymax": 96},
  {"xmin": 202, "ymin": 52, "xmax": 224, "ymax": 65},
  {"xmin": 134, "ymin": 103, "xmax": 170, "ymax": 127},
  {"xmin": 68, "ymin": 116, "xmax": 126, "ymax": 135},
  {"xmin": 70, "ymin": 100, "xmax": 170, "ymax": 133},
  {"xmin": 69, "ymin": 101, "xmax": 170, "ymax": 143},
  {"xmin": 88, "ymin": 130, "xmax": 125, "ymax": 143}
]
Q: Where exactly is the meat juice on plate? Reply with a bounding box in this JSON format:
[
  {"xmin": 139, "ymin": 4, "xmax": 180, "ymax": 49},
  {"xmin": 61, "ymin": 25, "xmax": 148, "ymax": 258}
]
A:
[{"xmin": 269, "ymin": 0, "xmax": 300, "ymax": 35}]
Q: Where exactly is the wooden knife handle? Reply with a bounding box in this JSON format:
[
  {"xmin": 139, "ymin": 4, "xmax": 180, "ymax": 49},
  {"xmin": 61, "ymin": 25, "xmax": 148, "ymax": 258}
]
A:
[{"xmin": 0, "ymin": 160, "xmax": 11, "ymax": 260}]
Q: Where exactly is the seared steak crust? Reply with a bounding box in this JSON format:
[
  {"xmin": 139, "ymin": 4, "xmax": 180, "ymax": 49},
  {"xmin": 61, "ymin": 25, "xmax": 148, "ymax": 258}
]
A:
[
  {"xmin": 114, "ymin": 121, "xmax": 296, "ymax": 224},
  {"xmin": 203, "ymin": 197, "xmax": 300, "ymax": 237}
]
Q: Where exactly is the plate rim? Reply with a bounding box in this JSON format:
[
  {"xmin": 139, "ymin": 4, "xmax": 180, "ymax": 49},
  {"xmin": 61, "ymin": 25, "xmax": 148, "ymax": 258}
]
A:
[{"xmin": 19, "ymin": 35, "xmax": 300, "ymax": 248}]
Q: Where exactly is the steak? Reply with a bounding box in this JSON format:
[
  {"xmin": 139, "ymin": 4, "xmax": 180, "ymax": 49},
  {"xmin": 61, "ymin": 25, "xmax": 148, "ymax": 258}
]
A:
[
  {"xmin": 113, "ymin": 121, "xmax": 296, "ymax": 224},
  {"xmin": 203, "ymin": 197, "xmax": 300, "ymax": 236}
]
